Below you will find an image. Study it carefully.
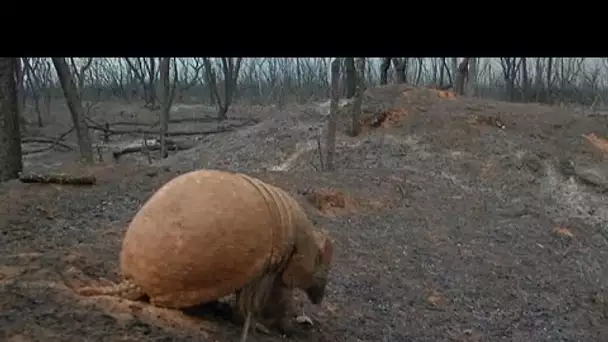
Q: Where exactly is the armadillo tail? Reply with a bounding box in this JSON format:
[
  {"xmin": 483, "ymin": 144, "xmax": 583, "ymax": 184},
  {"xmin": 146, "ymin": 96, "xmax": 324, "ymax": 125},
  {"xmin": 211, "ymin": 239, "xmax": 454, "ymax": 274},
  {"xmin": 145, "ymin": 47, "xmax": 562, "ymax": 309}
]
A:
[{"xmin": 76, "ymin": 278, "xmax": 146, "ymax": 301}]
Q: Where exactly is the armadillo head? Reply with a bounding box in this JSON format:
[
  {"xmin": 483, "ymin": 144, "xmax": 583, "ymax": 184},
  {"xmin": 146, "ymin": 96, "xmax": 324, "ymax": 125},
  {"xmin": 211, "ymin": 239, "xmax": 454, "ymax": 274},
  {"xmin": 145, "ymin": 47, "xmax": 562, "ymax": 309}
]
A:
[
  {"xmin": 281, "ymin": 230, "xmax": 334, "ymax": 304},
  {"xmin": 304, "ymin": 231, "xmax": 333, "ymax": 304}
]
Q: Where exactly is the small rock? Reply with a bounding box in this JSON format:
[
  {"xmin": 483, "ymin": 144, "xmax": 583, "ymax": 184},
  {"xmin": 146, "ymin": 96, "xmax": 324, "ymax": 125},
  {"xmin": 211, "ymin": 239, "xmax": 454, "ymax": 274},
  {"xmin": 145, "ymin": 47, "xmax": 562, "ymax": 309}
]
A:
[
  {"xmin": 575, "ymin": 168, "xmax": 608, "ymax": 191},
  {"xmin": 522, "ymin": 155, "xmax": 543, "ymax": 174},
  {"xmin": 558, "ymin": 159, "xmax": 575, "ymax": 177},
  {"xmin": 554, "ymin": 227, "xmax": 574, "ymax": 239}
]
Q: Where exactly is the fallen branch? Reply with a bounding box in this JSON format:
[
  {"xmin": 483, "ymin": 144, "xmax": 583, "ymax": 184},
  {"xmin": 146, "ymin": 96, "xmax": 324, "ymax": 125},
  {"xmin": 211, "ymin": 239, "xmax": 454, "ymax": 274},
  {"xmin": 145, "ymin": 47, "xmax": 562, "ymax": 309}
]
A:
[
  {"xmin": 112, "ymin": 139, "xmax": 195, "ymax": 160},
  {"xmin": 94, "ymin": 117, "xmax": 242, "ymax": 129},
  {"xmin": 21, "ymin": 126, "xmax": 76, "ymax": 155},
  {"xmin": 21, "ymin": 138, "xmax": 73, "ymax": 150},
  {"xmin": 148, "ymin": 116, "xmax": 254, "ymax": 127},
  {"xmin": 90, "ymin": 119, "xmax": 256, "ymax": 137},
  {"xmin": 19, "ymin": 173, "xmax": 96, "ymax": 185},
  {"xmin": 95, "ymin": 126, "xmax": 234, "ymax": 137},
  {"xmin": 316, "ymin": 135, "xmax": 324, "ymax": 171},
  {"xmin": 141, "ymin": 132, "xmax": 153, "ymax": 164},
  {"xmin": 87, "ymin": 115, "xmax": 257, "ymax": 137},
  {"xmin": 109, "ymin": 121, "xmax": 154, "ymax": 127}
]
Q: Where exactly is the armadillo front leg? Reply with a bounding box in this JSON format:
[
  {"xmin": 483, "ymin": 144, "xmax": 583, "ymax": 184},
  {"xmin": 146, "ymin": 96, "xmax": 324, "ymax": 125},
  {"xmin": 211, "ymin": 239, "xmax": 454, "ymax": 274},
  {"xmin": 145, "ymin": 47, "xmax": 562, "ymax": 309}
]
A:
[
  {"xmin": 240, "ymin": 311, "xmax": 252, "ymax": 342},
  {"xmin": 239, "ymin": 311, "xmax": 272, "ymax": 342}
]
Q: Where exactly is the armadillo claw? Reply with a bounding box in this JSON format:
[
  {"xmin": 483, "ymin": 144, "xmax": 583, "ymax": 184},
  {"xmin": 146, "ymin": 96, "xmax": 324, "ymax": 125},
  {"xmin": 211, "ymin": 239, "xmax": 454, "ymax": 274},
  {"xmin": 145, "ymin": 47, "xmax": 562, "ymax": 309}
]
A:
[{"xmin": 254, "ymin": 322, "xmax": 271, "ymax": 335}]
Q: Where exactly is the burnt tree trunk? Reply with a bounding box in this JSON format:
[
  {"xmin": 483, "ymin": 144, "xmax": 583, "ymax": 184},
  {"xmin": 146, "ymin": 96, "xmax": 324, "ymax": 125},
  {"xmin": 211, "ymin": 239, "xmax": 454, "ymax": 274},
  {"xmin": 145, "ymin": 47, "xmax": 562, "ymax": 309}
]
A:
[
  {"xmin": 521, "ymin": 57, "xmax": 529, "ymax": 102},
  {"xmin": 534, "ymin": 58, "xmax": 543, "ymax": 102},
  {"xmin": 159, "ymin": 57, "xmax": 170, "ymax": 159},
  {"xmin": 0, "ymin": 58, "xmax": 23, "ymax": 181},
  {"xmin": 12, "ymin": 58, "xmax": 29, "ymax": 133},
  {"xmin": 147, "ymin": 57, "xmax": 157, "ymax": 107},
  {"xmin": 392, "ymin": 58, "xmax": 407, "ymax": 83},
  {"xmin": 22, "ymin": 58, "xmax": 43, "ymax": 127},
  {"xmin": 380, "ymin": 58, "xmax": 391, "ymax": 85},
  {"xmin": 52, "ymin": 57, "xmax": 94, "ymax": 163},
  {"xmin": 442, "ymin": 58, "xmax": 454, "ymax": 88},
  {"xmin": 451, "ymin": 58, "xmax": 458, "ymax": 87},
  {"xmin": 351, "ymin": 58, "xmax": 365, "ymax": 137},
  {"xmin": 466, "ymin": 58, "xmax": 477, "ymax": 96},
  {"xmin": 344, "ymin": 57, "xmax": 356, "ymax": 98},
  {"xmin": 14, "ymin": 58, "xmax": 26, "ymax": 124},
  {"xmin": 546, "ymin": 57, "xmax": 553, "ymax": 103},
  {"xmin": 454, "ymin": 58, "xmax": 469, "ymax": 95},
  {"xmin": 203, "ymin": 58, "xmax": 242, "ymax": 121},
  {"xmin": 439, "ymin": 58, "xmax": 445, "ymax": 86},
  {"xmin": 325, "ymin": 58, "xmax": 340, "ymax": 171}
]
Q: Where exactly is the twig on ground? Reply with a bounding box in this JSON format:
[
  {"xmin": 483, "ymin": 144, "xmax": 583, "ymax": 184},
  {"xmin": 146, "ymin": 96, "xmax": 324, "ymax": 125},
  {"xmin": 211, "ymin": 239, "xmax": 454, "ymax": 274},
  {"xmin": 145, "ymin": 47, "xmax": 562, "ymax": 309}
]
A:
[
  {"xmin": 309, "ymin": 161, "xmax": 319, "ymax": 171},
  {"xmin": 19, "ymin": 173, "xmax": 96, "ymax": 185},
  {"xmin": 21, "ymin": 138, "xmax": 72, "ymax": 150},
  {"xmin": 316, "ymin": 135, "xmax": 324, "ymax": 171},
  {"xmin": 113, "ymin": 139, "xmax": 195, "ymax": 161},
  {"xmin": 21, "ymin": 126, "xmax": 76, "ymax": 155},
  {"xmin": 141, "ymin": 132, "xmax": 153, "ymax": 164},
  {"xmin": 87, "ymin": 118, "xmax": 256, "ymax": 137}
]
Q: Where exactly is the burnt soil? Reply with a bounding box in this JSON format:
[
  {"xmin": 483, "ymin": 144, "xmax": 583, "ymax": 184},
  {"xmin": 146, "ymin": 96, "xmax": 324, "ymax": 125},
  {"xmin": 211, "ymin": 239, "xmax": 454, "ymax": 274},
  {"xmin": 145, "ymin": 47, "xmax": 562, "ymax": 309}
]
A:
[{"xmin": 3, "ymin": 85, "xmax": 608, "ymax": 341}]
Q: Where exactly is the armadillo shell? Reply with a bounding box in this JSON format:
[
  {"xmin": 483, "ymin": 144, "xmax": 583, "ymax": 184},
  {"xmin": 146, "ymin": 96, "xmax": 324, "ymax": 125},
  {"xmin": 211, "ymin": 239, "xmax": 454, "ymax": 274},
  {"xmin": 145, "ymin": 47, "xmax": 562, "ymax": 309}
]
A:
[{"xmin": 120, "ymin": 169, "xmax": 296, "ymax": 308}]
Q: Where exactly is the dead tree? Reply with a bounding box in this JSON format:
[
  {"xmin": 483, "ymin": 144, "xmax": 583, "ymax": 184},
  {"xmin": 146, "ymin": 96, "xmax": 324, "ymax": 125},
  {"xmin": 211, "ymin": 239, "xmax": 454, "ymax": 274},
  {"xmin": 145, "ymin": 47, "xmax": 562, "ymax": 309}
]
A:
[
  {"xmin": 52, "ymin": 57, "xmax": 94, "ymax": 163},
  {"xmin": 159, "ymin": 58, "xmax": 170, "ymax": 158},
  {"xmin": 436, "ymin": 58, "xmax": 454, "ymax": 89},
  {"xmin": 454, "ymin": 58, "xmax": 469, "ymax": 95},
  {"xmin": 22, "ymin": 58, "xmax": 43, "ymax": 127},
  {"xmin": 451, "ymin": 58, "xmax": 458, "ymax": 87},
  {"xmin": 145, "ymin": 57, "xmax": 157, "ymax": 105},
  {"xmin": 520, "ymin": 57, "xmax": 529, "ymax": 102},
  {"xmin": 392, "ymin": 58, "xmax": 408, "ymax": 83},
  {"xmin": 351, "ymin": 58, "xmax": 365, "ymax": 137},
  {"xmin": 69, "ymin": 58, "xmax": 93, "ymax": 99},
  {"xmin": 344, "ymin": 57, "xmax": 356, "ymax": 98},
  {"xmin": 499, "ymin": 57, "xmax": 521, "ymax": 101},
  {"xmin": 39, "ymin": 60, "xmax": 54, "ymax": 117},
  {"xmin": 202, "ymin": 58, "xmax": 243, "ymax": 120},
  {"xmin": 415, "ymin": 58, "xmax": 424, "ymax": 85},
  {"xmin": 380, "ymin": 58, "xmax": 391, "ymax": 85},
  {"xmin": 467, "ymin": 58, "xmax": 477, "ymax": 96},
  {"xmin": 158, "ymin": 58, "xmax": 178, "ymax": 159},
  {"xmin": 439, "ymin": 58, "xmax": 445, "ymax": 86},
  {"xmin": 124, "ymin": 58, "xmax": 158, "ymax": 107},
  {"xmin": 14, "ymin": 58, "xmax": 25, "ymax": 117},
  {"xmin": 0, "ymin": 58, "xmax": 23, "ymax": 181},
  {"xmin": 325, "ymin": 58, "xmax": 340, "ymax": 171},
  {"xmin": 19, "ymin": 173, "xmax": 95, "ymax": 185}
]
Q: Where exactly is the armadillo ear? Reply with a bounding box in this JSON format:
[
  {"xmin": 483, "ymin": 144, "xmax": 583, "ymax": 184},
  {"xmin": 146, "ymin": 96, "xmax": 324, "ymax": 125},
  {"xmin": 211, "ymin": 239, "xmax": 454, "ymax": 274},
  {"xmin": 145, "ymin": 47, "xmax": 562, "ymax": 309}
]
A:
[
  {"xmin": 321, "ymin": 237, "xmax": 333, "ymax": 263},
  {"xmin": 314, "ymin": 231, "xmax": 333, "ymax": 264}
]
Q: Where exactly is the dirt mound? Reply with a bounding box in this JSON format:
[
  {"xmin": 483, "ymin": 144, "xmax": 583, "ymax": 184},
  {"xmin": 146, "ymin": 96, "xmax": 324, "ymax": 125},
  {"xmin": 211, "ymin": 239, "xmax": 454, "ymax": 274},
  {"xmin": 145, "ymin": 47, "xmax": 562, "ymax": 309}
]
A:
[
  {"xmin": 401, "ymin": 86, "xmax": 457, "ymax": 101},
  {"xmin": 76, "ymin": 295, "xmax": 220, "ymax": 335},
  {"xmin": 362, "ymin": 84, "xmax": 457, "ymax": 109},
  {"xmin": 340, "ymin": 85, "xmax": 459, "ymax": 135},
  {"xmin": 583, "ymin": 132, "xmax": 608, "ymax": 154},
  {"xmin": 465, "ymin": 114, "xmax": 507, "ymax": 129},
  {"xmin": 6, "ymin": 92, "xmax": 608, "ymax": 341},
  {"xmin": 361, "ymin": 108, "xmax": 409, "ymax": 131},
  {"xmin": 303, "ymin": 188, "xmax": 359, "ymax": 217},
  {"xmin": 362, "ymin": 84, "xmax": 456, "ymax": 103}
]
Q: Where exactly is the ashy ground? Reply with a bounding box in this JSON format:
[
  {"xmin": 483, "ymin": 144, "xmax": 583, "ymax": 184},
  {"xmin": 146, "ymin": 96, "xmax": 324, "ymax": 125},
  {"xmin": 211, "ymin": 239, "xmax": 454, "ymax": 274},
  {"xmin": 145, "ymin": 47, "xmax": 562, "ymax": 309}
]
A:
[{"xmin": 2, "ymin": 84, "xmax": 608, "ymax": 341}]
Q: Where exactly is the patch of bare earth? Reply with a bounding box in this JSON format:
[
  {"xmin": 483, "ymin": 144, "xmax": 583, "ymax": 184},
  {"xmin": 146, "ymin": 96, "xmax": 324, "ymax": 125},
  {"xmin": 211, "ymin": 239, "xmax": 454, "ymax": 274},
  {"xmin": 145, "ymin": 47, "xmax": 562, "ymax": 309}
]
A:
[{"xmin": 2, "ymin": 85, "xmax": 608, "ymax": 341}]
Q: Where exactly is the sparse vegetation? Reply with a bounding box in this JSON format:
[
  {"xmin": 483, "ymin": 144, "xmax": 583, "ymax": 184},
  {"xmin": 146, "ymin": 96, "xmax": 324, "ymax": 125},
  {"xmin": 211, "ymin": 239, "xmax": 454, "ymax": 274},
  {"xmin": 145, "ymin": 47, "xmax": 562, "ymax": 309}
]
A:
[
  {"xmin": 1, "ymin": 57, "xmax": 608, "ymax": 341},
  {"xmin": 0, "ymin": 58, "xmax": 22, "ymax": 181}
]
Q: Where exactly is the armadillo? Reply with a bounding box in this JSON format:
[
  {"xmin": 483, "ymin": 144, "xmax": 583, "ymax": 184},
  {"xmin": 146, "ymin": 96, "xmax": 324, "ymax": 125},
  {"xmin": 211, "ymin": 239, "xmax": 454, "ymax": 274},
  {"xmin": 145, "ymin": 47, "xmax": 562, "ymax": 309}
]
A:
[{"xmin": 77, "ymin": 169, "xmax": 333, "ymax": 342}]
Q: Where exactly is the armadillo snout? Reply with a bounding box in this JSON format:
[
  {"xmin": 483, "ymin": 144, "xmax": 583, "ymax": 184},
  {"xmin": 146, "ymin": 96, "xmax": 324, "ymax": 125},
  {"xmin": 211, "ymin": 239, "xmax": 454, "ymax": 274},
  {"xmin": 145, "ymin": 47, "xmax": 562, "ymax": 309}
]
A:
[{"xmin": 305, "ymin": 279, "xmax": 327, "ymax": 304}]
